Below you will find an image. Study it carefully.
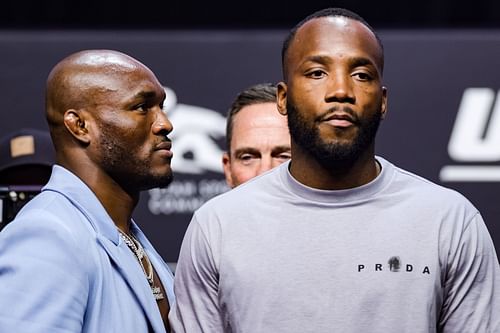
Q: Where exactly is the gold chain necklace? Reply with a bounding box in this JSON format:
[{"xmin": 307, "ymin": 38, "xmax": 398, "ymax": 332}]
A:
[{"xmin": 119, "ymin": 230, "xmax": 165, "ymax": 300}]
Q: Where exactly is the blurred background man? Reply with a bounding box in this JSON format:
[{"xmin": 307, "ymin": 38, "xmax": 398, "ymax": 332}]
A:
[{"xmin": 222, "ymin": 83, "xmax": 291, "ymax": 187}]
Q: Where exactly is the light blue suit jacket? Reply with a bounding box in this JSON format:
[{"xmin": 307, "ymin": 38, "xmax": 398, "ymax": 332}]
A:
[{"xmin": 0, "ymin": 165, "xmax": 174, "ymax": 332}]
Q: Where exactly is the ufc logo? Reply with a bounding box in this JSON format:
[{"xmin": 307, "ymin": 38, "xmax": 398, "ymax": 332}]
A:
[{"xmin": 440, "ymin": 88, "xmax": 500, "ymax": 182}]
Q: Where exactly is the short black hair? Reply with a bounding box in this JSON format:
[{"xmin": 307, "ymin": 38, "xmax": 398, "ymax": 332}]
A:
[
  {"xmin": 281, "ymin": 7, "xmax": 384, "ymax": 77},
  {"xmin": 226, "ymin": 83, "xmax": 277, "ymax": 151}
]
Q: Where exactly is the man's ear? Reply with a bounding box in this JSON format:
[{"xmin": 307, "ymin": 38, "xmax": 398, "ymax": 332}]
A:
[
  {"xmin": 276, "ymin": 82, "xmax": 288, "ymax": 116},
  {"xmin": 222, "ymin": 152, "xmax": 235, "ymax": 189},
  {"xmin": 381, "ymin": 86, "xmax": 388, "ymax": 120},
  {"xmin": 63, "ymin": 109, "xmax": 91, "ymax": 144}
]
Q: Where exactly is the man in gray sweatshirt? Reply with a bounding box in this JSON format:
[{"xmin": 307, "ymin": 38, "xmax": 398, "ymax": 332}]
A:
[{"xmin": 170, "ymin": 7, "xmax": 500, "ymax": 333}]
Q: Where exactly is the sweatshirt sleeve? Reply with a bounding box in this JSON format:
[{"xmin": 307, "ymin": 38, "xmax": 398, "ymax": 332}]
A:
[
  {"xmin": 439, "ymin": 213, "xmax": 500, "ymax": 332},
  {"xmin": 169, "ymin": 212, "xmax": 225, "ymax": 332}
]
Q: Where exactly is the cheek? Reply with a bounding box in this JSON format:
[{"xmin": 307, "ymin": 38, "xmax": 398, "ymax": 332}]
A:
[
  {"xmin": 289, "ymin": 88, "xmax": 322, "ymax": 117},
  {"xmin": 271, "ymin": 159, "xmax": 286, "ymax": 168},
  {"xmin": 100, "ymin": 110, "xmax": 150, "ymax": 134},
  {"xmin": 358, "ymin": 86, "xmax": 383, "ymax": 104},
  {"xmin": 289, "ymin": 81, "xmax": 317, "ymax": 101},
  {"xmin": 231, "ymin": 163, "xmax": 257, "ymax": 184},
  {"xmin": 97, "ymin": 126, "xmax": 149, "ymax": 159},
  {"xmin": 107, "ymin": 119, "xmax": 150, "ymax": 145}
]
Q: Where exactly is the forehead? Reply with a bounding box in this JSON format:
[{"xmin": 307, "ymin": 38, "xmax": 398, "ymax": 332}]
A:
[
  {"xmin": 230, "ymin": 103, "xmax": 290, "ymax": 148},
  {"xmin": 75, "ymin": 64, "xmax": 163, "ymax": 101},
  {"xmin": 232, "ymin": 103, "xmax": 287, "ymax": 133},
  {"xmin": 286, "ymin": 16, "xmax": 382, "ymax": 70}
]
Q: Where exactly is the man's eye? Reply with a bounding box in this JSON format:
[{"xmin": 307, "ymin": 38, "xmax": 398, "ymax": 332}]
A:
[
  {"xmin": 353, "ymin": 72, "xmax": 372, "ymax": 81},
  {"xmin": 307, "ymin": 70, "xmax": 326, "ymax": 79},
  {"xmin": 239, "ymin": 154, "xmax": 254, "ymax": 161},
  {"xmin": 278, "ymin": 153, "xmax": 291, "ymax": 160},
  {"xmin": 135, "ymin": 103, "xmax": 147, "ymax": 111},
  {"xmin": 237, "ymin": 154, "xmax": 259, "ymax": 165}
]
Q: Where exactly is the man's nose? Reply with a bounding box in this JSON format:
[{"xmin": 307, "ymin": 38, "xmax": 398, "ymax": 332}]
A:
[
  {"xmin": 257, "ymin": 156, "xmax": 274, "ymax": 175},
  {"xmin": 152, "ymin": 107, "xmax": 173, "ymax": 135},
  {"xmin": 325, "ymin": 72, "xmax": 355, "ymax": 104}
]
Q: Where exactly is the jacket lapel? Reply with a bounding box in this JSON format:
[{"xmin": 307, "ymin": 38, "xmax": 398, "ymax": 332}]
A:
[{"xmin": 96, "ymin": 234, "xmax": 166, "ymax": 333}]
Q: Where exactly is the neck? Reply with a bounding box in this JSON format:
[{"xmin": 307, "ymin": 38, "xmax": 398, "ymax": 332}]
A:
[
  {"xmin": 62, "ymin": 158, "xmax": 138, "ymax": 233},
  {"xmin": 95, "ymin": 185, "xmax": 138, "ymax": 234},
  {"xmin": 289, "ymin": 146, "xmax": 379, "ymax": 190}
]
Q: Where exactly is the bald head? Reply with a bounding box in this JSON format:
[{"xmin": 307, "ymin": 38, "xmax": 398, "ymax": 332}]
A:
[
  {"xmin": 43, "ymin": 49, "xmax": 172, "ymax": 193},
  {"xmin": 46, "ymin": 50, "xmax": 149, "ymax": 126},
  {"xmin": 45, "ymin": 50, "xmax": 162, "ymax": 152}
]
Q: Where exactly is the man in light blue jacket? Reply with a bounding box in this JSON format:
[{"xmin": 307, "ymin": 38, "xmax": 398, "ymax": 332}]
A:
[{"xmin": 0, "ymin": 49, "xmax": 175, "ymax": 332}]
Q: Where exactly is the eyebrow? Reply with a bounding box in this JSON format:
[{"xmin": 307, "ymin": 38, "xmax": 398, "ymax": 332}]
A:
[
  {"xmin": 306, "ymin": 55, "xmax": 376, "ymax": 68},
  {"xmin": 233, "ymin": 147, "xmax": 261, "ymax": 156},
  {"xmin": 271, "ymin": 146, "xmax": 292, "ymax": 154},
  {"xmin": 350, "ymin": 57, "xmax": 376, "ymax": 69},
  {"xmin": 133, "ymin": 90, "xmax": 161, "ymax": 100}
]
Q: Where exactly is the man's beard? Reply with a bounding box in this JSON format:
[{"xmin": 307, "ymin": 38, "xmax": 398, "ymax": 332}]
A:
[
  {"xmin": 98, "ymin": 127, "xmax": 173, "ymax": 192},
  {"xmin": 287, "ymin": 101, "xmax": 382, "ymax": 172}
]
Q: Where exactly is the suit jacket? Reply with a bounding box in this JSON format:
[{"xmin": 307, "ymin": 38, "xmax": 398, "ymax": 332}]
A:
[{"xmin": 0, "ymin": 165, "xmax": 174, "ymax": 332}]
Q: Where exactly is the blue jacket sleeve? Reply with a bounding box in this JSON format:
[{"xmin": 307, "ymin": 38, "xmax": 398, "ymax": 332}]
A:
[{"xmin": 0, "ymin": 208, "xmax": 89, "ymax": 333}]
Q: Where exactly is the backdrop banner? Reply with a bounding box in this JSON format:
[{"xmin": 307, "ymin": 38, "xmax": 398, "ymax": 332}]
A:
[{"xmin": 1, "ymin": 29, "xmax": 499, "ymax": 264}]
